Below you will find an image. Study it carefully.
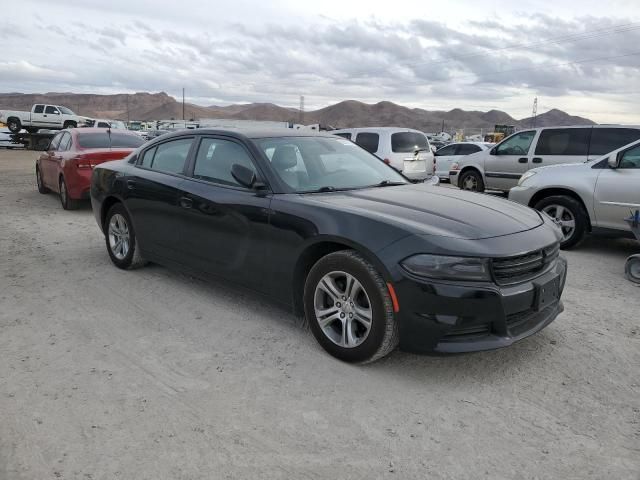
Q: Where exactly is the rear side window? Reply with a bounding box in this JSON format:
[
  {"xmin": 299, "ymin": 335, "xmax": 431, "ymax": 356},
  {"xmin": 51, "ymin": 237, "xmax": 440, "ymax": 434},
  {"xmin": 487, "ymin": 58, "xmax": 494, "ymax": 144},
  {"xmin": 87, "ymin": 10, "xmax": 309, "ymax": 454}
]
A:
[
  {"xmin": 33, "ymin": 105, "xmax": 44, "ymax": 114},
  {"xmin": 535, "ymin": 128, "xmax": 590, "ymax": 156},
  {"xmin": 58, "ymin": 133, "xmax": 71, "ymax": 151},
  {"xmin": 333, "ymin": 132, "xmax": 352, "ymax": 140},
  {"xmin": 435, "ymin": 144, "xmax": 457, "ymax": 156},
  {"xmin": 77, "ymin": 132, "xmax": 144, "ymax": 148},
  {"xmin": 149, "ymin": 138, "xmax": 194, "ymax": 174},
  {"xmin": 589, "ymin": 128, "xmax": 640, "ymax": 156},
  {"xmin": 457, "ymin": 144, "xmax": 482, "ymax": 155},
  {"xmin": 355, "ymin": 132, "xmax": 379, "ymax": 153},
  {"xmin": 140, "ymin": 146, "xmax": 157, "ymax": 168},
  {"xmin": 391, "ymin": 132, "xmax": 428, "ymax": 153},
  {"xmin": 193, "ymin": 138, "xmax": 256, "ymax": 187}
]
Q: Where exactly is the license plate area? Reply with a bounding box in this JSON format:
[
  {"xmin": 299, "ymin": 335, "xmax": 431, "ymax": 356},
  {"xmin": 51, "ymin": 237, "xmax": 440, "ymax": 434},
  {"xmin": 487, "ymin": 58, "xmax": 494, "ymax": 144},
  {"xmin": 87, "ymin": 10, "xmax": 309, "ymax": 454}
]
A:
[{"xmin": 534, "ymin": 277, "xmax": 559, "ymax": 311}]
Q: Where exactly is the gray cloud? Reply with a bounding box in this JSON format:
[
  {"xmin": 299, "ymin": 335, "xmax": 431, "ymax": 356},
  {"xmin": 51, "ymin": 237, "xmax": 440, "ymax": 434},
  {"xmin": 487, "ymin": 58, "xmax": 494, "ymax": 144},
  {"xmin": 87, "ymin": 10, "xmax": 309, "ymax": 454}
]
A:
[{"xmin": 2, "ymin": 1, "xmax": 639, "ymax": 122}]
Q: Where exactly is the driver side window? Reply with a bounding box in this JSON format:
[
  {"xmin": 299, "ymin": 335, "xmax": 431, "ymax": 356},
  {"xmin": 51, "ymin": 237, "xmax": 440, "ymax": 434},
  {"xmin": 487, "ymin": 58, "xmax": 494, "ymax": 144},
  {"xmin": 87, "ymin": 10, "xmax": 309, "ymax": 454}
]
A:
[
  {"xmin": 619, "ymin": 145, "xmax": 640, "ymax": 169},
  {"xmin": 496, "ymin": 131, "xmax": 535, "ymax": 156}
]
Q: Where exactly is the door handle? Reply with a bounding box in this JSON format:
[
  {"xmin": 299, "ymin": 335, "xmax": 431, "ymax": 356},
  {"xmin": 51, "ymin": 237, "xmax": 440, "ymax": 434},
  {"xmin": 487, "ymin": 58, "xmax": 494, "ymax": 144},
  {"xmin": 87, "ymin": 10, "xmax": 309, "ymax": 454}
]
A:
[
  {"xmin": 179, "ymin": 196, "xmax": 193, "ymax": 209},
  {"xmin": 126, "ymin": 179, "xmax": 137, "ymax": 190},
  {"xmin": 518, "ymin": 157, "xmax": 528, "ymax": 163},
  {"xmin": 532, "ymin": 157, "xmax": 543, "ymax": 164}
]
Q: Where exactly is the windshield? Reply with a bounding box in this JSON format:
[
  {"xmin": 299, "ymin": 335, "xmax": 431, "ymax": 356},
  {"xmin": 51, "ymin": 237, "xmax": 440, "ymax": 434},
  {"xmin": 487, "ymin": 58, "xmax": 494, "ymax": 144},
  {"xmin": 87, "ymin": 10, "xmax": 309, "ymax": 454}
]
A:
[
  {"xmin": 78, "ymin": 132, "xmax": 145, "ymax": 149},
  {"xmin": 58, "ymin": 106, "xmax": 75, "ymax": 115},
  {"xmin": 255, "ymin": 136, "xmax": 408, "ymax": 193},
  {"xmin": 110, "ymin": 120, "xmax": 127, "ymax": 129}
]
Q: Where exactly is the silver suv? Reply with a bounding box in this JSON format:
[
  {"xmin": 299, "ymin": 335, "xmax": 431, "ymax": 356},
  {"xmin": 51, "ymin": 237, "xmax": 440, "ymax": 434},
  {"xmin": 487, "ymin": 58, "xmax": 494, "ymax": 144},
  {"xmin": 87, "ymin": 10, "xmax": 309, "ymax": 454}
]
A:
[
  {"xmin": 508, "ymin": 139, "xmax": 640, "ymax": 248},
  {"xmin": 451, "ymin": 125, "xmax": 640, "ymax": 193}
]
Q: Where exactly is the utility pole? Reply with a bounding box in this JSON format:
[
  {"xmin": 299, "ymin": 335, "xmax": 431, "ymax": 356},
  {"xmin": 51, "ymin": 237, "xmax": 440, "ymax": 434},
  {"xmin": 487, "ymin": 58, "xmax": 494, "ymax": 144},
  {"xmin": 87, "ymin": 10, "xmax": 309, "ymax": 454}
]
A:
[
  {"xmin": 441, "ymin": 119, "xmax": 445, "ymax": 133},
  {"xmin": 182, "ymin": 88, "xmax": 185, "ymax": 121},
  {"xmin": 299, "ymin": 95, "xmax": 305, "ymax": 125},
  {"xmin": 531, "ymin": 97, "xmax": 538, "ymax": 128},
  {"xmin": 126, "ymin": 94, "xmax": 130, "ymax": 123}
]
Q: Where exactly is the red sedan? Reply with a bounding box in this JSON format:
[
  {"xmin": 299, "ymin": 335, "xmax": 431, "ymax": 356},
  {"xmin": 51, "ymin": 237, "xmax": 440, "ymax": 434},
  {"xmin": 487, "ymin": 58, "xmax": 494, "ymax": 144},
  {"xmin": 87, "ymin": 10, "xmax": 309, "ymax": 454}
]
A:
[{"xmin": 36, "ymin": 128, "xmax": 144, "ymax": 209}]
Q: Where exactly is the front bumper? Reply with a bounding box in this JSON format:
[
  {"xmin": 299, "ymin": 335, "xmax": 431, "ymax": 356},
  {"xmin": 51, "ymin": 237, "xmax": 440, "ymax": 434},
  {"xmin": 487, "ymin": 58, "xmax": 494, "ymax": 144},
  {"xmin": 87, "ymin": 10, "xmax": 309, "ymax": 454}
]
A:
[
  {"xmin": 508, "ymin": 185, "xmax": 537, "ymax": 206},
  {"xmin": 393, "ymin": 257, "xmax": 567, "ymax": 354}
]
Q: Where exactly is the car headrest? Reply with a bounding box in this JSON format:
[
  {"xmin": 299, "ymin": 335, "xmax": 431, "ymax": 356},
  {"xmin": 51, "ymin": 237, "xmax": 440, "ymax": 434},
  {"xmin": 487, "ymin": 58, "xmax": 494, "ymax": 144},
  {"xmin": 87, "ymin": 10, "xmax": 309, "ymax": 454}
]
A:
[{"xmin": 272, "ymin": 145, "xmax": 298, "ymax": 170}]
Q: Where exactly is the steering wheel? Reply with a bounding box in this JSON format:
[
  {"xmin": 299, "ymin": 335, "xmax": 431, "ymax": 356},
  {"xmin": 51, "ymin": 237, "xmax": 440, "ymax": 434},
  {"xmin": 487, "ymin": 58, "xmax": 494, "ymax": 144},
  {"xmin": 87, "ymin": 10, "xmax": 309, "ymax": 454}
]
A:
[{"xmin": 512, "ymin": 145, "xmax": 525, "ymax": 155}]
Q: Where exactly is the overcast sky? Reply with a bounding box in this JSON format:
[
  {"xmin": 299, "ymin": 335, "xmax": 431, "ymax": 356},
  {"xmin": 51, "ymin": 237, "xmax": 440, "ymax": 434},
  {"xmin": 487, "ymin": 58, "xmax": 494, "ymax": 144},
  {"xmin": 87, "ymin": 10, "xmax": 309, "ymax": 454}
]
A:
[{"xmin": 2, "ymin": 0, "xmax": 640, "ymax": 122}]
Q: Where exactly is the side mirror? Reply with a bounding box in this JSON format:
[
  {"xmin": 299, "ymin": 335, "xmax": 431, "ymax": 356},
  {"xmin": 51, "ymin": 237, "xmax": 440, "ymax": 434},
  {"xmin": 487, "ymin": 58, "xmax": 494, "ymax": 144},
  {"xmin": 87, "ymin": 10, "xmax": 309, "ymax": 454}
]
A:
[
  {"xmin": 430, "ymin": 145, "xmax": 437, "ymax": 153},
  {"xmin": 608, "ymin": 154, "xmax": 619, "ymax": 169},
  {"xmin": 231, "ymin": 164, "xmax": 258, "ymax": 189},
  {"xmin": 490, "ymin": 147, "xmax": 497, "ymax": 155}
]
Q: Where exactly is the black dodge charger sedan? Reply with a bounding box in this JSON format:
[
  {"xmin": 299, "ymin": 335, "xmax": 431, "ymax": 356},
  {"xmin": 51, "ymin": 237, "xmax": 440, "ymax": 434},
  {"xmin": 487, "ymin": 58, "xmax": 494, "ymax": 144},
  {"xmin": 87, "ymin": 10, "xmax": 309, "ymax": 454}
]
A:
[{"xmin": 90, "ymin": 129, "xmax": 567, "ymax": 363}]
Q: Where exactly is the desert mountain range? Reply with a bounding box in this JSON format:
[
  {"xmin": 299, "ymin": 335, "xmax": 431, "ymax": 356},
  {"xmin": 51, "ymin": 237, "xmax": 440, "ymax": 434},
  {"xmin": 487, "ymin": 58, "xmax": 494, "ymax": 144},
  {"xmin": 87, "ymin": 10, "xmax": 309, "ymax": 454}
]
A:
[{"xmin": 0, "ymin": 92, "xmax": 596, "ymax": 131}]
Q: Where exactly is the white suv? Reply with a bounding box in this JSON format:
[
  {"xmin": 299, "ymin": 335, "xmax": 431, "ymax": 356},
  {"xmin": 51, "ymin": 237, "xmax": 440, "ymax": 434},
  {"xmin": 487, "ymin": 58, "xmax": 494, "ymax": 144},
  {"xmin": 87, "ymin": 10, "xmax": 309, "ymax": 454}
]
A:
[
  {"xmin": 450, "ymin": 125, "xmax": 640, "ymax": 192},
  {"xmin": 331, "ymin": 127, "xmax": 434, "ymax": 181}
]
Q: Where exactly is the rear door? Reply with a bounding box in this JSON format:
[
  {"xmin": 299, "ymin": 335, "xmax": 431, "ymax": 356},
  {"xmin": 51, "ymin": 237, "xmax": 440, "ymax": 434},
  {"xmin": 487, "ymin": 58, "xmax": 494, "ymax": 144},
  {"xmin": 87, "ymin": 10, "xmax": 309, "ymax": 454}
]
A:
[
  {"xmin": 127, "ymin": 137, "xmax": 196, "ymax": 261},
  {"xmin": 30, "ymin": 105, "xmax": 46, "ymax": 126},
  {"xmin": 593, "ymin": 144, "xmax": 640, "ymax": 230},
  {"xmin": 40, "ymin": 132, "xmax": 64, "ymax": 187},
  {"xmin": 390, "ymin": 131, "xmax": 432, "ymax": 177},
  {"xmin": 177, "ymin": 136, "xmax": 272, "ymax": 291},
  {"xmin": 484, "ymin": 130, "xmax": 537, "ymax": 190},
  {"xmin": 532, "ymin": 127, "xmax": 591, "ymax": 167}
]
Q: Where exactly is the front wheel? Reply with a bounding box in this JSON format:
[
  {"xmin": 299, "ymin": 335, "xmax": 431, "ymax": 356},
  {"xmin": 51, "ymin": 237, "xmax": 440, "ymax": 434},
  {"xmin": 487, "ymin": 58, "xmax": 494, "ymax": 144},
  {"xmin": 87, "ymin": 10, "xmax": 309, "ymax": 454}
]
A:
[
  {"xmin": 303, "ymin": 250, "xmax": 398, "ymax": 363},
  {"xmin": 625, "ymin": 255, "xmax": 640, "ymax": 284},
  {"xmin": 535, "ymin": 195, "xmax": 588, "ymax": 249},
  {"xmin": 458, "ymin": 169, "xmax": 485, "ymax": 192},
  {"xmin": 104, "ymin": 203, "xmax": 147, "ymax": 270}
]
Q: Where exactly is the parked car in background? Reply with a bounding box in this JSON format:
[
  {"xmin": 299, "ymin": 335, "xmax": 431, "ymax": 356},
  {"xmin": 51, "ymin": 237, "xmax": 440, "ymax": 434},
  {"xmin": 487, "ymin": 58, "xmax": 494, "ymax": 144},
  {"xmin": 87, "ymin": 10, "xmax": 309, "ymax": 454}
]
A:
[
  {"xmin": 90, "ymin": 129, "xmax": 566, "ymax": 363},
  {"xmin": 88, "ymin": 119, "xmax": 128, "ymax": 129},
  {"xmin": 509, "ymin": 139, "xmax": 640, "ymax": 249},
  {"xmin": 450, "ymin": 125, "xmax": 640, "ymax": 192},
  {"xmin": 0, "ymin": 127, "xmax": 24, "ymax": 149},
  {"xmin": 36, "ymin": 128, "xmax": 144, "ymax": 209},
  {"xmin": 331, "ymin": 127, "xmax": 435, "ymax": 181},
  {"xmin": 0, "ymin": 104, "xmax": 92, "ymax": 133},
  {"xmin": 434, "ymin": 142, "xmax": 492, "ymax": 180}
]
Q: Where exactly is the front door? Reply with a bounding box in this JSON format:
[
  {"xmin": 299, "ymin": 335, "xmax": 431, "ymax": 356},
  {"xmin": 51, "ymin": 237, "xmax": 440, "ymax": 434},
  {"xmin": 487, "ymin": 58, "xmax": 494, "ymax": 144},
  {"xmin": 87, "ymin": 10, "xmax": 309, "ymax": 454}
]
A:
[
  {"xmin": 593, "ymin": 144, "xmax": 640, "ymax": 230},
  {"xmin": 178, "ymin": 136, "xmax": 272, "ymax": 292},
  {"xmin": 484, "ymin": 130, "xmax": 537, "ymax": 191},
  {"xmin": 43, "ymin": 105, "xmax": 63, "ymax": 128}
]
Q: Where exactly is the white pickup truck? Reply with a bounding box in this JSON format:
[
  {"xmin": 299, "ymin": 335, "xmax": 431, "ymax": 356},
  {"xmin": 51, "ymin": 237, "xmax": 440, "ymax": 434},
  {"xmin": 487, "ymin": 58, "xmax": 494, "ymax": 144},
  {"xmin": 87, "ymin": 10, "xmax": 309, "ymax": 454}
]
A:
[{"xmin": 0, "ymin": 104, "xmax": 92, "ymax": 133}]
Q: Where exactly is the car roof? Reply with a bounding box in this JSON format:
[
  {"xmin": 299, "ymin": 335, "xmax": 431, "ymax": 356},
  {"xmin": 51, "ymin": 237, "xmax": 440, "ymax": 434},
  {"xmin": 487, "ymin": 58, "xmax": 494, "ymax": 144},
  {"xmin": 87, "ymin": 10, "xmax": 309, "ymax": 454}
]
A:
[
  {"xmin": 156, "ymin": 128, "xmax": 337, "ymax": 141},
  {"xmin": 331, "ymin": 127, "xmax": 425, "ymax": 133}
]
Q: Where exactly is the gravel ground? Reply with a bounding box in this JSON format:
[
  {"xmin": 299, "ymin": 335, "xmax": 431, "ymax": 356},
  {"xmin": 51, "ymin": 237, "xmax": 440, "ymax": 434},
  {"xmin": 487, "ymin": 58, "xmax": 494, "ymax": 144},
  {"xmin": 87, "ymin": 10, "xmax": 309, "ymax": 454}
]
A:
[{"xmin": 1, "ymin": 149, "xmax": 638, "ymax": 480}]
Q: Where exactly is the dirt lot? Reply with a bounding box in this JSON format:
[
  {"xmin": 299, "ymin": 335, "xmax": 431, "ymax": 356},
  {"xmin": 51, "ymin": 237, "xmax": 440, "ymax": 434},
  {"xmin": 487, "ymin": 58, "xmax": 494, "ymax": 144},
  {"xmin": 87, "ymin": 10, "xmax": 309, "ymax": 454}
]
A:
[{"xmin": 0, "ymin": 148, "xmax": 638, "ymax": 479}]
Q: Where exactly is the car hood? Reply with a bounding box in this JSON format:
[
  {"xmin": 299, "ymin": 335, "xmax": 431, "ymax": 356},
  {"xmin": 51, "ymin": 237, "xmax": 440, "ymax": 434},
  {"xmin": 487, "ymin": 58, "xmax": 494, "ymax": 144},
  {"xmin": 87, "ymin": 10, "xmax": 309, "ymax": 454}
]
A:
[{"xmin": 304, "ymin": 184, "xmax": 543, "ymax": 240}]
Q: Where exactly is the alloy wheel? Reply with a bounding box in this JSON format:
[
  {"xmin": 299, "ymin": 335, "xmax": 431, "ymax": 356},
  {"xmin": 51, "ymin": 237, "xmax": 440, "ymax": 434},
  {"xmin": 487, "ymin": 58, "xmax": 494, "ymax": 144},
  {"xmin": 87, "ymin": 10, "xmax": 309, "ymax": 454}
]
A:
[
  {"xmin": 108, "ymin": 214, "xmax": 131, "ymax": 260},
  {"xmin": 462, "ymin": 175, "xmax": 477, "ymax": 190},
  {"xmin": 313, "ymin": 271, "xmax": 372, "ymax": 348},
  {"xmin": 542, "ymin": 204, "xmax": 576, "ymax": 241}
]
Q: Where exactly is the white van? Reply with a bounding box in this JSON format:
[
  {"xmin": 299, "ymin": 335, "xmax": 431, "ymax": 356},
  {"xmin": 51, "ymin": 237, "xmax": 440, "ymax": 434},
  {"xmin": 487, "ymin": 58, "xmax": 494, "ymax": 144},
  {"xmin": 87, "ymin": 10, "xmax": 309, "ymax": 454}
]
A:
[
  {"xmin": 331, "ymin": 127, "xmax": 434, "ymax": 181},
  {"xmin": 450, "ymin": 125, "xmax": 640, "ymax": 192}
]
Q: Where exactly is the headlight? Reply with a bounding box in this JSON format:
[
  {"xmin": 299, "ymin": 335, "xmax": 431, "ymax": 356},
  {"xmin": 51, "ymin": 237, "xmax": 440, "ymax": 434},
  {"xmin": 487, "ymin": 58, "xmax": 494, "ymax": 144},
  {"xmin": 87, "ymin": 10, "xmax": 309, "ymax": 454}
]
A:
[
  {"xmin": 401, "ymin": 254, "xmax": 491, "ymax": 281},
  {"xmin": 517, "ymin": 170, "xmax": 537, "ymax": 186}
]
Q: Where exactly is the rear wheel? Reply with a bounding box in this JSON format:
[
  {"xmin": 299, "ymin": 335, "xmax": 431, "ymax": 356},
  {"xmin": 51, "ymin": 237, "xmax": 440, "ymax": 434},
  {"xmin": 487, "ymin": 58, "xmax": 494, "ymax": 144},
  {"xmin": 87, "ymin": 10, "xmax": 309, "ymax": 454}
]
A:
[
  {"xmin": 7, "ymin": 118, "xmax": 21, "ymax": 133},
  {"xmin": 59, "ymin": 177, "xmax": 80, "ymax": 210},
  {"xmin": 104, "ymin": 203, "xmax": 147, "ymax": 270},
  {"xmin": 535, "ymin": 195, "xmax": 588, "ymax": 249},
  {"xmin": 459, "ymin": 169, "xmax": 485, "ymax": 192},
  {"xmin": 303, "ymin": 250, "xmax": 398, "ymax": 363},
  {"xmin": 36, "ymin": 166, "xmax": 49, "ymax": 193}
]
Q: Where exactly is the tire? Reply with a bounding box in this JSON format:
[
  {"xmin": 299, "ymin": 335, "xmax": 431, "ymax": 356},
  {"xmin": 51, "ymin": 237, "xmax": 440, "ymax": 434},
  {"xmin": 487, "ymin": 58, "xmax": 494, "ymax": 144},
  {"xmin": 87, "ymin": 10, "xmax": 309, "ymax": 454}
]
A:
[
  {"xmin": 63, "ymin": 121, "xmax": 77, "ymax": 129},
  {"xmin": 59, "ymin": 177, "xmax": 80, "ymax": 210},
  {"xmin": 7, "ymin": 118, "xmax": 21, "ymax": 133},
  {"xmin": 26, "ymin": 127, "xmax": 39, "ymax": 134},
  {"xmin": 459, "ymin": 169, "xmax": 485, "ymax": 192},
  {"xmin": 303, "ymin": 250, "xmax": 398, "ymax": 363},
  {"xmin": 535, "ymin": 195, "xmax": 588, "ymax": 250},
  {"xmin": 36, "ymin": 166, "xmax": 49, "ymax": 194},
  {"xmin": 104, "ymin": 203, "xmax": 147, "ymax": 270},
  {"xmin": 624, "ymin": 255, "xmax": 640, "ymax": 284}
]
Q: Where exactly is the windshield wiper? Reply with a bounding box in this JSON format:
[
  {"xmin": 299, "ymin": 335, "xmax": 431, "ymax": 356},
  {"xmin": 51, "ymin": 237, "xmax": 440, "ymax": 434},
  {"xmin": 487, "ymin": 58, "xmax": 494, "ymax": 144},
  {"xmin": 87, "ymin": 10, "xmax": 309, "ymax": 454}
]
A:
[{"xmin": 371, "ymin": 180, "xmax": 407, "ymax": 187}]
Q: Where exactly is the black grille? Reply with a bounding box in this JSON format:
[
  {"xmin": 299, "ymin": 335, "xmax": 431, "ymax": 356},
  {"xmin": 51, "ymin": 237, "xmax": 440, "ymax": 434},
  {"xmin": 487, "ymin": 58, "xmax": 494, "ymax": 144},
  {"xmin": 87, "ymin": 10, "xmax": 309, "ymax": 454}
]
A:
[
  {"xmin": 492, "ymin": 244, "xmax": 559, "ymax": 286},
  {"xmin": 442, "ymin": 323, "xmax": 491, "ymax": 340}
]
